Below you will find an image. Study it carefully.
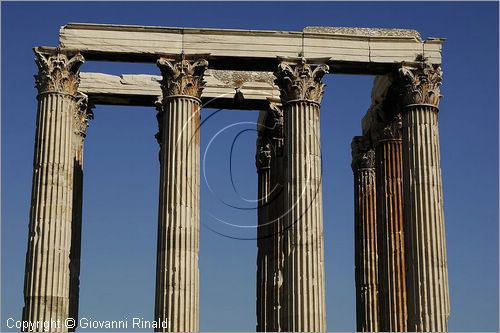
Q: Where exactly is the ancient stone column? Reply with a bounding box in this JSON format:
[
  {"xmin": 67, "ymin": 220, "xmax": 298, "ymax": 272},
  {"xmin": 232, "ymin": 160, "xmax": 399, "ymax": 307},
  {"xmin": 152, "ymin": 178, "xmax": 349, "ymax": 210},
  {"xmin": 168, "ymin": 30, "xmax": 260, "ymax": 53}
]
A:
[
  {"xmin": 256, "ymin": 127, "xmax": 272, "ymax": 332},
  {"xmin": 274, "ymin": 58, "xmax": 328, "ymax": 332},
  {"xmin": 68, "ymin": 94, "xmax": 93, "ymax": 331},
  {"xmin": 155, "ymin": 55, "xmax": 208, "ymax": 332},
  {"xmin": 398, "ymin": 63, "xmax": 450, "ymax": 331},
  {"xmin": 374, "ymin": 114, "xmax": 407, "ymax": 332},
  {"xmin": 22, "ymin": 49, "xmax": 84, "ymax": 331},
  {"xmin": 268, "ymin": 102, "xmax": 285, "ymax": 333},
  {"xmin": 351, "ymin": 137, "xmax": 379, "ymax": 332},
  {"xmin": 256, "ymin": 101, "xmax": 285, "ymax": 332}
]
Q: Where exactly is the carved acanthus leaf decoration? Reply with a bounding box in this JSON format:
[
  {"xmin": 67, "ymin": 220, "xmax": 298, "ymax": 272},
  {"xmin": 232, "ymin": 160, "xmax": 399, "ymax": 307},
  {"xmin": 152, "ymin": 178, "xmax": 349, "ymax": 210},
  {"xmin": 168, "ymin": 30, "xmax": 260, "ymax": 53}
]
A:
[
  {"xmin": 73, "ymin": 93, "xmax": 93, "ymax": 139},
  {"xmin": 256, "ymin": 141, "xmax": 272, "ymax": 171},
  {"xmin": 398, "ymin": 63, "xmax": 442, "ymax": 107},
  {"xmin": 266, "ymin": 102, "xmax": 284, "ymax": 156},
  {"xmin": 35, "ymin": 50, "xmax": 84, "ymax": 95},
  {"xmin": 274, "ymin": 58, "xmax": 329, "ymax": 104},
  {"xmin": 380, "ymin": 113, "xmax": 402, "ymax": 141},
  {"xmin": 157, "ymin": 56, "xmax": 208, "ymax": 98},
  {"xmin": 267, "ymin": 102, "xmax": 284, "ymax": 140},
  {"xmin": 211, "ymin": 70, "xmax": 275, "ymax": 87},
  {"xmin": 303, "ymin": 26, "xmax": 422, "ymax": 41},
  {"xmin": 351, "ymin": 136, "xmax": 375, "ymax": 170},
  {"xmin": 154, "ymin": 98, "xmax": 164, "ymax": 146}
]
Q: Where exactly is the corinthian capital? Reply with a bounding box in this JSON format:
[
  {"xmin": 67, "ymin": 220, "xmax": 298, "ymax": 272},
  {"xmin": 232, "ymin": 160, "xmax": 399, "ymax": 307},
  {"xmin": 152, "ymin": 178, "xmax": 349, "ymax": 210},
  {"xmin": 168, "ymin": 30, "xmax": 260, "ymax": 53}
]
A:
[
  {"xmin": 274, "ymin": 58, "xmax": 329, "ymax": 104},
  {"xmin": 256, "ymin": 141, "xmax": 272, "ymax": 171},
  {"xmin": 73, "ymin": 93, "xmax": 94, "ymax": 139},
  {"xmin": 157, "ymin": 55, "xmax": 208, "ymax": 99},
  {"xmin": 379, "ymin": 113, "xmax": 402, "ymax": 141},
  {"xmin": 267, "ymin": 101, "xmax": 284, "ymax": 139},
  {"xmin": 398, "ymin": 63, "xmax": 442, "ymax": 108},
  {"xmin": 154, "ymin": 98, "xmax": 164, "ymax": 146},
  {"xmin": 34, "ymin": 49, "xmax": 84, "ymax": 95},
  {"xmin": 351, "ymin": 136, "xmax": 375, "ymax": 170}
]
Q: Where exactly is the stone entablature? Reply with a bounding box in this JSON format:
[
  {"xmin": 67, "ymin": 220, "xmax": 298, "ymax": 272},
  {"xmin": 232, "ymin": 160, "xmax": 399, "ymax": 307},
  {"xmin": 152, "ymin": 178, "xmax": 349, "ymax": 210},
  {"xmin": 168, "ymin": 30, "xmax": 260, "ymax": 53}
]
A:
[
  {"xmin": 78, "ymin": 70, "xmax": 279, "ymax": 109},
  {"xmin": 58, "ymin": 23, "xmax": 443, "ymax": 70}
]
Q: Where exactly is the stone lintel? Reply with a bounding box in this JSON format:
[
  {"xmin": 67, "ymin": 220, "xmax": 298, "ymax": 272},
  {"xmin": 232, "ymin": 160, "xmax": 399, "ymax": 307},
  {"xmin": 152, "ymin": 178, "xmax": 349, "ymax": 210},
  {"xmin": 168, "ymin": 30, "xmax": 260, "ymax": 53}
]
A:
[
  {"xmin": 57, "ymin": 23, "xmax": 443, "ymax": 71},
  {"xmin": 78, "ymin": 71, "xmax": 279, "ymax": 110}
]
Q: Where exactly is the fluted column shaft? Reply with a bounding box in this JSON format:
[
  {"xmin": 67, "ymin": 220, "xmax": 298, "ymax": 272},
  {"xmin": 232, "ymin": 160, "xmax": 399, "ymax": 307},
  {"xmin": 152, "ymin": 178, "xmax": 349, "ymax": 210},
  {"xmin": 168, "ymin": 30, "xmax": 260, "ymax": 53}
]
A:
[
  {"xmin": 281, "ymin": 100, "xmax": 326, "ymax": 332},
  {"xmin": 256, "ymin": 102, "xmax": 285, "ymax": 332},
  {"xmin": 275, "ymin": 59, "xmax": 328, "ymax": 332},
  {"xmin": 270, "ymin": 153, "xmax": 285, "ymax": 332},
  {"xmin": 155, "ymin": 96, "xmax": 200, "ymax": 332},
  {"xmin": 352, "ymin": 138, "xmax": 379, "ymax": 332},
  {"xmin": 23, "ymin": 50, "xmax": 84, "ymax": 332},
  {"xmin": 155, "ymin": 57, "xmax": 207, "ymax": 332},
  {"xmin": 68, "ymin": 95, "xmax": 92, "ymax": 331},
  {"xmin": 269, "ymin": 106, "xmax": 285, "ymax": 333},
  {"xmin": 375, "ymin": 133, "xmax": 407, "ymax": 332},
  {"xmin": 399, "ymin": 64, "xmax": 450, "ymax": 331},
  {"xmin": 256, "ymin": 133, "xmax": 272, "ymax": 332}
]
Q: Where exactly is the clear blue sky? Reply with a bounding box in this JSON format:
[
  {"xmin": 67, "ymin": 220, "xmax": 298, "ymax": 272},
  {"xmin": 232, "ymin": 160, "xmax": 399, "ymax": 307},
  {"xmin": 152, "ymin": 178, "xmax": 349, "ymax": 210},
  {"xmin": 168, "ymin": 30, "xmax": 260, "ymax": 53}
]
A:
[{"xmin": 1, "ymin": 1, "xmax": 498, "ymax": 332}]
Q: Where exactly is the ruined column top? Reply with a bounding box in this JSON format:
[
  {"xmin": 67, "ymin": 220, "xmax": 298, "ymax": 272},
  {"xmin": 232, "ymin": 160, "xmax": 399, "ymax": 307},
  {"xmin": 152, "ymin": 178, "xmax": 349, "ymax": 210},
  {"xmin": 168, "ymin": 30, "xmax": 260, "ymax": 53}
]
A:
[{"xmin": 351, "ymin": 136, "xmax": 376, "ymax": 171}]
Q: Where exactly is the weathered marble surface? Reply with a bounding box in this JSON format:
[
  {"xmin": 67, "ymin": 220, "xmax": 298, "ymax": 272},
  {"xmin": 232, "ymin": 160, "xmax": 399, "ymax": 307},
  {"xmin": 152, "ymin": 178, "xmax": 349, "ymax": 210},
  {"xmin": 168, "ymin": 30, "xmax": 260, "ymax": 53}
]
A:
[
  {"xmin": 58, "ymin": 23, "xmax": 442, "ymax": 71},
  {"xmin": 78, "ymin": 71, "xmax": 278, "ymax": 109},
  {"xmin": 304, "ymin": 26, "xmax": 422, "ymax": 40},
  {"xmin": 351, "ymin": 137, "xmax": 379, "ymax": 332}
]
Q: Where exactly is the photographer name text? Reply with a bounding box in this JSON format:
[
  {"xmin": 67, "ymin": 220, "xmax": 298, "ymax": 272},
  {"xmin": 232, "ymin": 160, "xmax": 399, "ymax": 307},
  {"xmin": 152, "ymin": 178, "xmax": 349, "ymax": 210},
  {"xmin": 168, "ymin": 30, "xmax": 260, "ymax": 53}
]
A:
[{"xmin": 6, "ymin": 317, "xmax": 170, "ymax": 331}]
